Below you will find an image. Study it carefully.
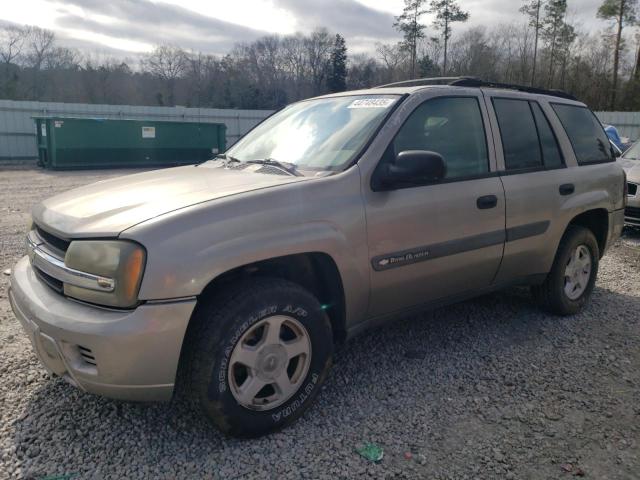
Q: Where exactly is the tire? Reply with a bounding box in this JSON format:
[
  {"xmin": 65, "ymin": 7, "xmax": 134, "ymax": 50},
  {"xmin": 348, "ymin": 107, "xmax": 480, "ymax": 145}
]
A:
[
  {"xmin": 184, "ymin": 277, "xmax": 333, "ymax": 437},
  {"xmin": 532, "ymin": 225, "xmax": 599, "ymax": 316}
]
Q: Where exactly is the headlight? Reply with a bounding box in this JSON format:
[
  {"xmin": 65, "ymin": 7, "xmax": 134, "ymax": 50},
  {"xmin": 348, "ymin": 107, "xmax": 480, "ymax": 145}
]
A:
[{"xmin": 64, "ymin": 241, "xmax": 146, "ymax": 308}]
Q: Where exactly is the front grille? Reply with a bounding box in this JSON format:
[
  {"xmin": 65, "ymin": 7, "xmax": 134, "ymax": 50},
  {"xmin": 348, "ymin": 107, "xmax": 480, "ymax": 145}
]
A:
[
  {"xmin": 625, "ymin": 206, "xmax": 640, "ymax": 219},
  {"xmin": 629, "ymin": 183, "xmax": 638, "ymax": 196},
  {"xmin": 35, "ymin": 225, "xmax": 70, "ymax": 253},
  {"xmin": 34, "ymin": 266, "xmax": 64, "ymax": 293}
]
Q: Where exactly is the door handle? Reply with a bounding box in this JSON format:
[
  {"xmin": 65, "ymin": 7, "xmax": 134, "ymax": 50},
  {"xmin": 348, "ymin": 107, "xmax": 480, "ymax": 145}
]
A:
[
  {"xmin": 559, "ymin": 183, "xmax": 575, "ymax": 196},
  {"xmin": 477, "ymin": 195, "xmax": 498, "ymax": 209}
]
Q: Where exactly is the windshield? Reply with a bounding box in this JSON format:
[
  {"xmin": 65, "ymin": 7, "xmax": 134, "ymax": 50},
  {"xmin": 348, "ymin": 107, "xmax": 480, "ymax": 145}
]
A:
[
  {"xmin": 225, "ymin": 95, "xmax": 400, "ymax": 171},
  {"xmin": 623, "ymin": 141, "xmax": 640, "ymax": 160}
]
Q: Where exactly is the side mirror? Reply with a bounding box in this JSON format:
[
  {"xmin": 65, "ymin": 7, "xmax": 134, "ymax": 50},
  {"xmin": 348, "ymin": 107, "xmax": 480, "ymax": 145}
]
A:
[{"xmin": 379, "ymin": 150, "xmax": 446, "ymax": 189}]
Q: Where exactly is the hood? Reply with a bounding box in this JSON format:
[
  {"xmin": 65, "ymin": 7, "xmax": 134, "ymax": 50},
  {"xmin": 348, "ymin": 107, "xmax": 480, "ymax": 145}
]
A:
[
  {"xmin": 33, "ymin": 163, "xmax": 310, "ymax": 238},
  {"xmin": 618, "ymin": 158, "xmax": 640, "ymax": 182}
]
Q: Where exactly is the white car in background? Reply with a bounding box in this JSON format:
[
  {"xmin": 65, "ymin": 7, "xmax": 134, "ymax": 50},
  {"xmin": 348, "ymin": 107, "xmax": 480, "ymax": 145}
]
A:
[{"xmin": 619, "ymin": 141, "xmax": 640, "ymax": 227}]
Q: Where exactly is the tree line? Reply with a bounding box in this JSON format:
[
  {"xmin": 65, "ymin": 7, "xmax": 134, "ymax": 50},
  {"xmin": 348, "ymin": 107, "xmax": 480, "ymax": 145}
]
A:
[{"xmin": 0, "ymin": 0, "xmax": 639, "ymax": 111}]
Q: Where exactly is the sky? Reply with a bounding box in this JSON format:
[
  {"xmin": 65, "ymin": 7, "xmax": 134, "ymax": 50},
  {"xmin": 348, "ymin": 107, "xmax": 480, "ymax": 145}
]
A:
[{"xmin": 0, "ymin": 0, "xmax": 618, "ymax": 58}]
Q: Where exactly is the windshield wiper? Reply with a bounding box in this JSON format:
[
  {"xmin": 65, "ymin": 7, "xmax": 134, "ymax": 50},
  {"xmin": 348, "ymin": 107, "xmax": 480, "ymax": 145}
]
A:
[{"xmin": 245, "ymin": 158, "xmax": 302, "ymax": 177}]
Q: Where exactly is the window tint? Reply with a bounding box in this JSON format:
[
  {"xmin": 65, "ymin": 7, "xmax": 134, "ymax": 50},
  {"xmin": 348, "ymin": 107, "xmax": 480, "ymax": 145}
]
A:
[
  {"xmin": 493, "ymin": 98, "xmax": 542, "ymax": 170},
  {"xmin": 531, "ymin": 102, "xmax": 564, "ymax": 168},
  {"xmin": 551, "ymin": 104, "xmax": 614, "ymax": 164},
  {"xmin": 392, "ymin": 97, "xmax": 488, "ymax": 180}
]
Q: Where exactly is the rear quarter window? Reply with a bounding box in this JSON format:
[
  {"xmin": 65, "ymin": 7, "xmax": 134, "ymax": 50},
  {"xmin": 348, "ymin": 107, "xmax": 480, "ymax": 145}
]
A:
[{"xmin": 551, "ymin": 104, "xmax": 614, "ymax": 165}]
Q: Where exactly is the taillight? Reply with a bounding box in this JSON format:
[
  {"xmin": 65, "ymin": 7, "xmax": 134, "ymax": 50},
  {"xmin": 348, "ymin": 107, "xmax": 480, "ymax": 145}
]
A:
[{"xmin": 623, "ymin": 171, "xmax": 628, "ymax": 207}]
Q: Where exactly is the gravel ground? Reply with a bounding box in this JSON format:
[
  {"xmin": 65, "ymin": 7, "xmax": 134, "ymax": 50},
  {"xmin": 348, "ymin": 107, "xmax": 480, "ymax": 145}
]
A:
[{"xmin": 1, "ymin": 167, "xmax": 639, "ymax": 480}]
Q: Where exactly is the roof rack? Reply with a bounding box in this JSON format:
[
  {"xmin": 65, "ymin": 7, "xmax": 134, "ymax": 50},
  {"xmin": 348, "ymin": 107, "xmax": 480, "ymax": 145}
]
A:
[
  {"xmin": 374, "ymin": 77, "xmax": 463, "ymax": 88},
  {"xmin": 375, "ymin": 76, "xmax": 578, "ymax": 101}
]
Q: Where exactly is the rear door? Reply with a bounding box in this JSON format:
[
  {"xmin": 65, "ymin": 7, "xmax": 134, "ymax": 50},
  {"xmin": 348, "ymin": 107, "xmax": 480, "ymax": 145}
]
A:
[
  {"xmin": 484, "ymin": 92, "xmax": 582, "ymax": 282},
  {"xmin": 361, "ymin": 90, "xmax": 506, "ymax": 317}
]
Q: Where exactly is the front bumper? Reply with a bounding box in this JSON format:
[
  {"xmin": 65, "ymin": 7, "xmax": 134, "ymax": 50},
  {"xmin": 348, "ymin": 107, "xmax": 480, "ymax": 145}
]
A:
[
  {"xmin": 9, "ymin": 256, "xmax": 196, "ymax": 402},
  {"xmin": 625, "ymin": 192, "xmax": 640, "ymax": 227}
]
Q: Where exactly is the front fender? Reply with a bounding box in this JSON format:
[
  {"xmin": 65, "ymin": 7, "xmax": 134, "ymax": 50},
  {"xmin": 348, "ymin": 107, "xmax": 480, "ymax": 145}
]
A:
[{"xmin": 121, "ymin": 168, "xmax": 370, "ymax": 326}]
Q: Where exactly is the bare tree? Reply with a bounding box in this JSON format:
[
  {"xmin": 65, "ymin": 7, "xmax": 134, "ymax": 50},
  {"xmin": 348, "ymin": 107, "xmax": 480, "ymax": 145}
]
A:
[
  {"xmin": 46, "ymin": 47, "xmax": 79, "ymax": 70},
  {"xmin": 22, "ymin": 26, "xmax": 56, "ymax": 99},
  {"xmin": 347, "ymin": 53, "xmax": 380, "ymax": 88},
  {"xmin": 0, "ymin": 25, "xmax": 25, "ymax": 66},
  {"xmin": 282, "ymin": 34, "xmax": 307, "ymax": 98},
  {"xmin": 304, "ymin": 29, "xmax": 333, "ymax": 94},
  {"xmin": 0, "ymin": 25, "xmax": 26, "ymax": 97},
  {"xmin": 24, "ymin": 26, "xmax": 55, "ymax": 70},
  {"xmin": 143, "ymin": 45, "xmax": 188, "ymax": 106},
  {"xmin": 376, "ymin": 42, "xmax": 410, "ymax": 82}
]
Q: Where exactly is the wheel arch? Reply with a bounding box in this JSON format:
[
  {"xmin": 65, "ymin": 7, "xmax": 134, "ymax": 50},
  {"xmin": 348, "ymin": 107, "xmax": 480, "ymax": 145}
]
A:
[
  {"xmin": 196, "ymin": 252, "xmax": 347, "ymax": 343},
  {"xmin": 566, "ymin": 208, "xmax": 609, "ymax": 258}
]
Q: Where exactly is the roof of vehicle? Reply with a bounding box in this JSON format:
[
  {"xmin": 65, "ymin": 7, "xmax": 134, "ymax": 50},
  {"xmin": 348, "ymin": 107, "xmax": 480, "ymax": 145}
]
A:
[{"xmin": 317, "ymin": 77, "xmax": 585, "ymax": 105}]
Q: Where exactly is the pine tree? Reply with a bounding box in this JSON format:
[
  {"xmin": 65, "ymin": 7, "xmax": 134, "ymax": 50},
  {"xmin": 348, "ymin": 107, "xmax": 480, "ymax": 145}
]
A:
[
  {"xmin": 520, "ymin": 0, "xmax": 544, "ymax": 85},
  {"xmin": 429, "ymin": 0, "xmax": 470, "ymax": 75},
  {"xmin": 394, "ymin": 0, "xmax": 429, "ymax": 78},
  {"xmin": 418, "ymin": 54, "xmax": 439, "ymax": 77},
  {"xmin": 597, "ymin": 0, "xmax": 638, "ymax": 109},
  {"xmin": 328, "ymin": 34, "xmax": 347, "ymax": 93},
  {"xmin": 542, "ymin": 0, "xmax": 575, "ymax": 88}
]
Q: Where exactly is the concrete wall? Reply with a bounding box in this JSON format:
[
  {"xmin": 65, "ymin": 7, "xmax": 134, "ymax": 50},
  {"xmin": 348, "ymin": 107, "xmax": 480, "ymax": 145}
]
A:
[{"xmin": 0, "ymin": 100, "xmax": 273, "ymax": 162}]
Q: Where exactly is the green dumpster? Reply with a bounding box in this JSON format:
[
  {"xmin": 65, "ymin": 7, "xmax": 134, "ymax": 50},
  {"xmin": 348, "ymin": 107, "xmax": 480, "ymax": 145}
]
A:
[{"xmin": 33, "ymin": 117, "xmax": 226, "ymax": 170}]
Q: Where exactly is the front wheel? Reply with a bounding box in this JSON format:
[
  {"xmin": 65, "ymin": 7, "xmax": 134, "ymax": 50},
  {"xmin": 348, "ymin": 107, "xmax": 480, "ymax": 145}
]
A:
[
  {"xmin": 532, "ymin": 225, "xmax": 599, "ymax": 316},
  {"xmin": 185, "ymin": 278, "xmax": 333, "ymax": 437}
]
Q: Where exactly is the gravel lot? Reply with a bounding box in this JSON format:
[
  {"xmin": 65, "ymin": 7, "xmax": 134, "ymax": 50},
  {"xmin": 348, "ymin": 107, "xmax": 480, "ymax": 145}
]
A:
[{"xmin": 1, "ymin": 167, "xmax": 639, "ymax": 479}]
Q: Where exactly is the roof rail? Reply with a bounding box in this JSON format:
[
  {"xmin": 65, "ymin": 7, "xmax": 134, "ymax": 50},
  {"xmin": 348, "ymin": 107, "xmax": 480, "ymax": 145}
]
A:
[
  {"xmin": 451, "ymin": 77, "xmax": 578, "ymax": 101},
  {"xmin": 375, "ymin": 76, "xmax": 578, "ymax": 101},
  {"xmin": 374, "ymin": 77, "xmax": 464, "ymax": 88}
]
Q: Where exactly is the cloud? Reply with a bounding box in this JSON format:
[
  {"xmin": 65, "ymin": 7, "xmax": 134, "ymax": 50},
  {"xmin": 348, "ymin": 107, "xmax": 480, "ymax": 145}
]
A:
[
  {"xmin": 47, "ymin": 0, "xmax": 403, "ymax": 57},
  {"xmin": 2, "ymin": 0, "xmax": 619, "ymax": 58},
  {"xmin": 51, "ymin": 0, "xmax": 266, "ymax": 55},
  {"xmin": 275, "ymin": 0, "xmax": 398, "ymax": 39},
  {"xmin": 459, "ymin": 0, "xmax": 608, "ymax": 32}
]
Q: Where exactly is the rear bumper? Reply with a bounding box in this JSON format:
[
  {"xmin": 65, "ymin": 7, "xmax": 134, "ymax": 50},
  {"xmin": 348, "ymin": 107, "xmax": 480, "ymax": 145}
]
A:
[{"xmin": 9, "ymin": 256, "xmax": 196, "ymax": 402}]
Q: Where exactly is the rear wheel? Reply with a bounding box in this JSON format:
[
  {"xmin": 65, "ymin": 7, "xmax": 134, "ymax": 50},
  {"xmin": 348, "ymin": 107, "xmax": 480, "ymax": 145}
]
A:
[
  {"xmin": 185, "ymin": 277, "xmax": 333, "ymax": 437},
  {"xmin": 532, "ymin": 225, "xmax": 599, "ymax": 316}
]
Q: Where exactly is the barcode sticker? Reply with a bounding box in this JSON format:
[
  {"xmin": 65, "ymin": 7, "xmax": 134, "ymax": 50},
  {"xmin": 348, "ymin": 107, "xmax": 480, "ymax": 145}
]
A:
[{"xmin": 348, "ymin": 98, "xmax": 395, "ymax": 109}]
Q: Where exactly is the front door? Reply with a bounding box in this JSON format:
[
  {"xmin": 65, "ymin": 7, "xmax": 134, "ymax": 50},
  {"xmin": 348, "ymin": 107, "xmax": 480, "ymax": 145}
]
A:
[{"xmin": 362, "ymin": 92, "xmax": 506, "ymax": 318}]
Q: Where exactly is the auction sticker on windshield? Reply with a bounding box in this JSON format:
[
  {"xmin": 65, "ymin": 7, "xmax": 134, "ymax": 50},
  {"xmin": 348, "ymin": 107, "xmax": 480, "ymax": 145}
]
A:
[{"xmin": 348, "ymin": 98, "xmax": 395, "ymax": 109}]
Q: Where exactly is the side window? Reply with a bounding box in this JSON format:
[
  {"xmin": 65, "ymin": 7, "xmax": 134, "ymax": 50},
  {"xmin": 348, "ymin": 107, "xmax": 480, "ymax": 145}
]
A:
[
  {"xmin": 493, "ymin": 98, "xmax": 542, "ymax": 170},
  {"xmin": 391, "ymin": 96, "xmax": 489, "ymax": 180},
  {"xmin": 551, "ymin": 104, "xmax": 614, "ymax": 164},
  {"xmin": 531, "ymin": 102, "xmax": 564, "ymax": 168}
]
